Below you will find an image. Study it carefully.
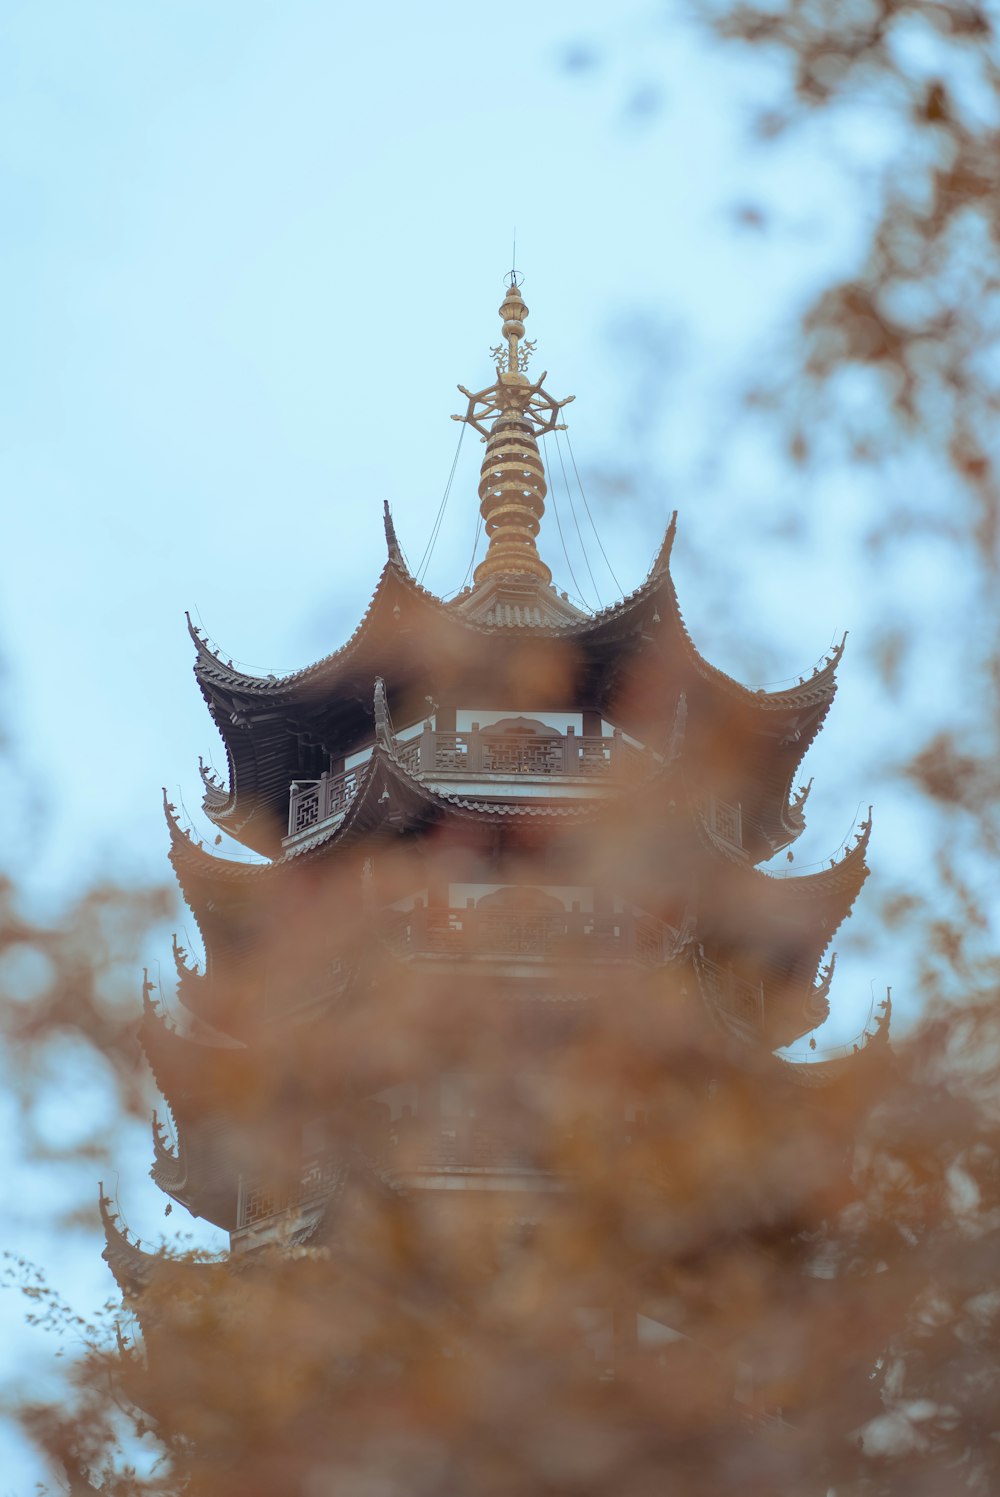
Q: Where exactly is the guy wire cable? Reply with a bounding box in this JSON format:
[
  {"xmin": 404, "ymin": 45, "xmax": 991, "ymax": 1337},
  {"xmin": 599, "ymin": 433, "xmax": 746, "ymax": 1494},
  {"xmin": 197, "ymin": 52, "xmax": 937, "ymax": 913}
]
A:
[
  {"xmin": 417, "ymin": 424, "xmax": 466, "ymax": 584},
  {"xmin": 769, "ymin": 801, "xmax": 866, "ymax": 876},
  {"xmin": 543, "ymin": 434, "xmax": 594, "ymax": 609},
  {"xmin": 457, "ymin": 511, "xmax": 484, "ymax": 594},
  {"xmin": 564, "ymin": 426, "xmax": 624, "ymax": 596},
  {"xmin": 553, "ymin": 426, "xmax": 602, "ymax": 607}
]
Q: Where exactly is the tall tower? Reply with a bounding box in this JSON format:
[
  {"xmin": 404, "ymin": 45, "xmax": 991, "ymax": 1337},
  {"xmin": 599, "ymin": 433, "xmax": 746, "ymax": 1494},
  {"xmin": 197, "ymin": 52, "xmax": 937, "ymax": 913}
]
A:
[{"xmin": 101, "ymin": 277, "xmax": 888, "ymax": 1476}]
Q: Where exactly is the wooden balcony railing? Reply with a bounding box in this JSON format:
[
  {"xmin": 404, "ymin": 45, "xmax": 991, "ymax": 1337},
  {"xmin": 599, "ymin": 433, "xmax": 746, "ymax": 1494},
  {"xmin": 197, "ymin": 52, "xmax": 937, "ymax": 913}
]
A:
[
  {"xmin": 288, "ymin": 725, "xmax": 654, "ymax": 839},
  {"xmin": 238, "ymin": 1109, "xmax": 660, "ymax": 1227},
  {"xmin": 383, "ymin": 904, "xmax": 667, "ymax": 967},
  {"xmin": 237, "ymin": 1154, "xmax": 343, "ymax": 1230},
  {"xmin": 288, "ymin": 767, "xmax": 361, "ymax": 837},
  {"xmin": 395, "ymin": 724, "xmax": 648, "ymax": 780}
]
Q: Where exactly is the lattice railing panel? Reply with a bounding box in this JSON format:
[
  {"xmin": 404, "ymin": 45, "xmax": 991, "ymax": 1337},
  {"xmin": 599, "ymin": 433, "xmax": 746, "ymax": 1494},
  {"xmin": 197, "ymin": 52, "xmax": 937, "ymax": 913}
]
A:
[
  {"xmin": 288, "ymin": 768, "xmax": 361, "ymax": 837},
  {"xmin": 292, "ymin": 784, "xmax": 321, "ymax": 833},
  {"xmin": 481, "ymin": 737, "xmax": 564, "ymax": 774},
  {"xmin": 384, "ymin": 907, "xmax": 666, "ymax": 966},
  {"xmin": 238, "ymin": 1154, "xmax": 344, "ymax": 1229},
  {"xmin": 288, "ymin": 730, "xmax": 660, "ymax": 838},
  {"xmin": 395, "ymin": 738, "xmax": 420, "ymax": 772},
  {"xmin": 576, "ymin": 736, "xmax": 612, "ymax": 773},
  {"xmin": 241, "ymin": 1180, "xmax": 279, "ymax": 1227},
  {"xmin": 708, "ymin": 797, "xmax": 743, "ymax": 848},
  {"xmin": 432, "ymin": 732, "xmax": 468, "ymax": 770}
]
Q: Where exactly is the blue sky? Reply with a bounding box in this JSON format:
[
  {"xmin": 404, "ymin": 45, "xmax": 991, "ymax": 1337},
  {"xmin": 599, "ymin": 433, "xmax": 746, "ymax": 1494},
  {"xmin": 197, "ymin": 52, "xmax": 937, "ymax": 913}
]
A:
[
  {"xmin": 0, "ymin": 1, "xmax": 894, "ymax": 891},
  {"xmin": 0, "ymin": 2, "xmax": 981, "ymax": 1486}
]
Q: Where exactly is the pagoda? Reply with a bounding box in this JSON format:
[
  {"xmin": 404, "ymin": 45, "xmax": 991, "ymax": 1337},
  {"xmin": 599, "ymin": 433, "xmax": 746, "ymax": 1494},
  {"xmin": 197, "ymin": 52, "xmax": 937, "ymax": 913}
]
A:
[{"xmin": 100, "ymin": 275, "xmax": 889, "ymax": 1451}]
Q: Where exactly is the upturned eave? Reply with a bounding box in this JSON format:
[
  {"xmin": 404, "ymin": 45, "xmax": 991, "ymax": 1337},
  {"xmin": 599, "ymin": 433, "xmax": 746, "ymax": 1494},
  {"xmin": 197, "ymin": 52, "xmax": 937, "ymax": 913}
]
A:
[
  {"xmin": 187, "ymin": 519, "xmax": 846, "ymax": 859},
  {"xmin": 164, "ymin": 753, "xmax": 869, "ymax": 1056},
  {"xmin": 140, "ymin": 977, "xmax": 251, "ymax": 1116}
]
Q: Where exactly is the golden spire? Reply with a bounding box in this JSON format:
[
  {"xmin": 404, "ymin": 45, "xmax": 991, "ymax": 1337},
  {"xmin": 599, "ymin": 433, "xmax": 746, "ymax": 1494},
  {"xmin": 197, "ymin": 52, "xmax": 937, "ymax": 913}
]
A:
[{"xmin": 453, "ymin": 276, "xmax": 574, "ymax": 585}]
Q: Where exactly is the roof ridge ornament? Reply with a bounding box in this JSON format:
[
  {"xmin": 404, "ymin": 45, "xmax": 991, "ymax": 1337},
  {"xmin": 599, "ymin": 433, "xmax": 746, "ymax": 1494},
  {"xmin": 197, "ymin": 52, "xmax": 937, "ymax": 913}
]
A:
[
  {"xmin": 373, "ymin": 676, "xmax": 394, "ymax": 749},
  {"xmin": 383, "ymin": 500, "xmax": 404, "ymax": 567},
  {"xmin": 649, "ymin": 512, "xmax": 678, "ymax": 579},
  {"xmin": 453, "ymin": 278, "xmax": 575, "ymax": 586}
]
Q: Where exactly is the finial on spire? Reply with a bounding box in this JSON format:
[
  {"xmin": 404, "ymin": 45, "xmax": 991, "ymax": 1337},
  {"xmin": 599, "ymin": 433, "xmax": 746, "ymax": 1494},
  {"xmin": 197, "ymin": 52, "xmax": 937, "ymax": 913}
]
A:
[
  {"xmin": 506, "ymin": 229, "xmax": 522, "ymax": 291},
  {"xmin": 490, "ymin": 280, "xmax": 537, "ymax": 375},
  {"xmin": 453, "ymin": 277, "xmax": 575, "ymax": 585}
]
